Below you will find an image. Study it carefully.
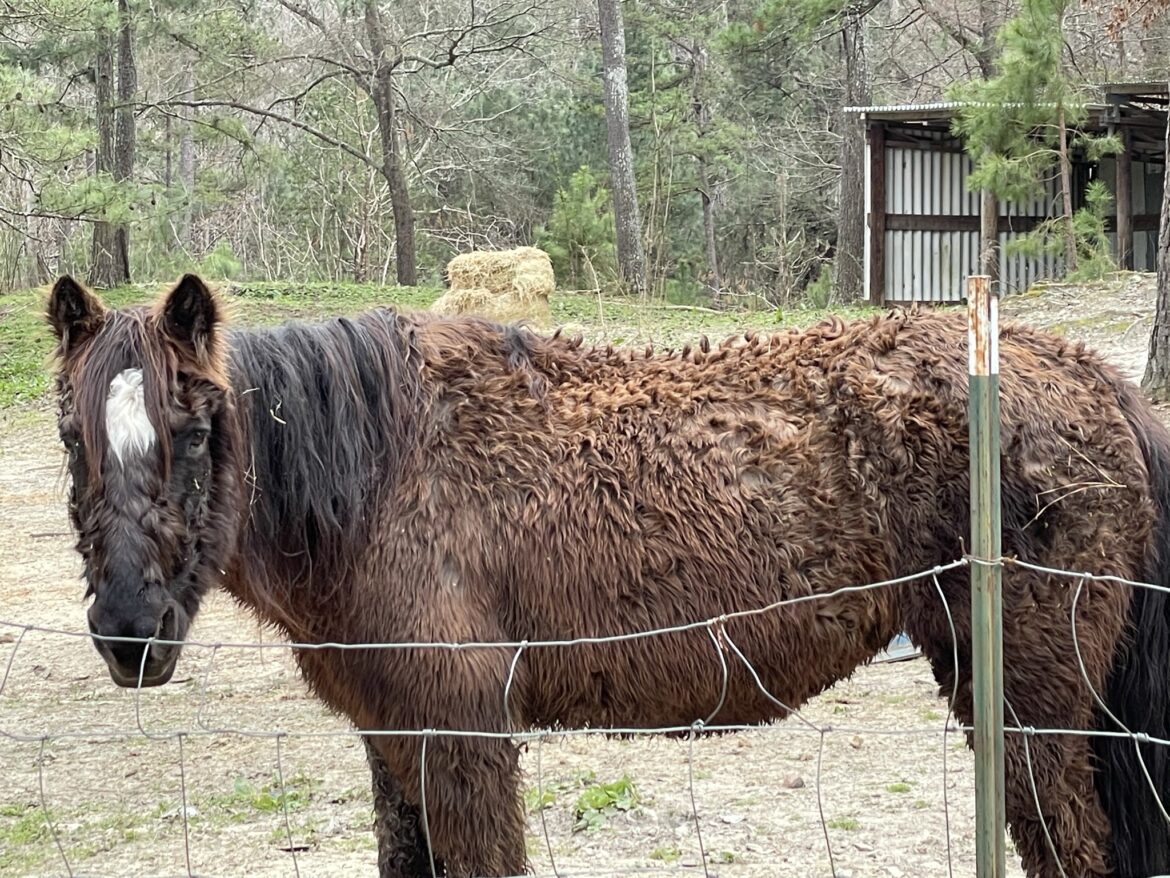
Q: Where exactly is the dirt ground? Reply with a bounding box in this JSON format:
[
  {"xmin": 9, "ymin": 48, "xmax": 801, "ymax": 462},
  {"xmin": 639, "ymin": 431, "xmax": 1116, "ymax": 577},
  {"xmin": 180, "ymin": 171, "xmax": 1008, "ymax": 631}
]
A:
[{"xmin": 1, "ymin": 273, "xmax": 1161, "ymax": 878}]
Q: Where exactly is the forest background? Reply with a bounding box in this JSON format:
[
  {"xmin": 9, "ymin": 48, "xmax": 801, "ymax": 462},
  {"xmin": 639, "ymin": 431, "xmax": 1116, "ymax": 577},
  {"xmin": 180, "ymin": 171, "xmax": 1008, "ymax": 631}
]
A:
[{"xmin": 0, "ymin": 0, "xmax": 1167, "ymax": 312}]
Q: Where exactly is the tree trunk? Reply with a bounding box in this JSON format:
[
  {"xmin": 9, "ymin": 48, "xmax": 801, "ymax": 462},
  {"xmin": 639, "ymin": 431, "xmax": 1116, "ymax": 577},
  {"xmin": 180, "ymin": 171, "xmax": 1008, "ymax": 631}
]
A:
[
  {"xmin": 364, "ymin": 1, "xmax": 417, "ymax": 287},
  {"xmin": 1141, "ymin": 81, "xmax": 1170, "ymax": 400},
  {"xmin": 835, "ymin": 4, "xmax": 870, "ymax": 303},
  {"xmin": 690, "ymin": 42, "xmax": 722, "ymax": 302},
  {"xmin": 597, "ymin": 0, "xmax": 648, "ymax": 296},
  {"xmin": 699, "ymin": 168, "xmax": 721, "ymax": 300},
  {"xmin": 1057, "ymin": 103, "xmax": 1077, "ymax": 274},
  {"xmin": 177, "ymin": 56, "xmax": 196, "ymax": 251},
  {"xmin": 980, "ymin": 188, "xmax": 999, "ymax": 280},
  {"xmin": 89, "ymin": 15, "xmax": 122, "ymax": 288},
  {"xmin": 89, "ymin": 0, "xmax": 135, "ymax": 287},
  {"xmin": 976, "ymin": 0, "xmax": 999, "ymax": 286}
]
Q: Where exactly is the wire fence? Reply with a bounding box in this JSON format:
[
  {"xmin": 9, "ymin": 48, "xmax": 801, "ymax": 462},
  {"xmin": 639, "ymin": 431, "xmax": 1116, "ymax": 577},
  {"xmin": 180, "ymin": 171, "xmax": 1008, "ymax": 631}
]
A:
[{"xmin": 3, "ymin": 552, "xmax": 1169, "ymax": 878}]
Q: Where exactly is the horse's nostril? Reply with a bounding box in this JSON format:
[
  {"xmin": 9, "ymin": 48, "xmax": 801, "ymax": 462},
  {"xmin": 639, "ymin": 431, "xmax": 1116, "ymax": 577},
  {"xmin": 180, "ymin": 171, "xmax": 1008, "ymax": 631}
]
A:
[
  {"xmin": 159, "ymin": 605, "xmax": 177, "ymax": 640},
  {"xmin": 106, "ymin": 633, "xmax": 150, "ymax": 676}
]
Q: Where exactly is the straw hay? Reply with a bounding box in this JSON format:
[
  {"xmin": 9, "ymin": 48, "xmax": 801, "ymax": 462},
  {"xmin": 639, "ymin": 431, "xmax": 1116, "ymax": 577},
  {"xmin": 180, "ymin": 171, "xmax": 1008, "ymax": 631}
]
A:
[
  {"xmin": 430, "ymin": 287, "xmax": 551, "ymax": 324},
  {"xmin": 432, "ymin": 246, "xmax": 556, "ymax": 324}
]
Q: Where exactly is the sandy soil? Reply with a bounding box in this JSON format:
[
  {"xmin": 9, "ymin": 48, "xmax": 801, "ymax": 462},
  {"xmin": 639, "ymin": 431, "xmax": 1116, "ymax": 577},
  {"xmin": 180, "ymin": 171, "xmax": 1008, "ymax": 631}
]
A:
[{"xmin": 5, "ymin": 274, "xmax": 1161, "ymax": 878}]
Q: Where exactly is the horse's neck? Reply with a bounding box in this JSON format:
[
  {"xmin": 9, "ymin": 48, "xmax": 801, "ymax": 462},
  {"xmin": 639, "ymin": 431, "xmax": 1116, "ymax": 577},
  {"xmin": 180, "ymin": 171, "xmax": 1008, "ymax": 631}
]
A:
[{"xmin": 223, "ymin": 317, "xmax": 418, "ymax": 625}]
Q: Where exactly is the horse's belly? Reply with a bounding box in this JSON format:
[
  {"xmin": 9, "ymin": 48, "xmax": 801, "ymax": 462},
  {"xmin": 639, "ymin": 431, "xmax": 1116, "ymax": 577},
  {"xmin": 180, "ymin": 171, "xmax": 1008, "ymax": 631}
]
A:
[{"xmin": 515, "ymin": 589, "xmax": 901, "ymax": 731}]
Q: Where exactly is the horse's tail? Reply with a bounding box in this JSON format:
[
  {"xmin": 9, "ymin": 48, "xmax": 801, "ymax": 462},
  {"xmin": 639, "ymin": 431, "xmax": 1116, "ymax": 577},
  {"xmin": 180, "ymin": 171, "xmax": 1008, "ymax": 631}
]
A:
[{"xmin": 1093, "ymin": 381, "xmax": 1170, "ymax": 877}]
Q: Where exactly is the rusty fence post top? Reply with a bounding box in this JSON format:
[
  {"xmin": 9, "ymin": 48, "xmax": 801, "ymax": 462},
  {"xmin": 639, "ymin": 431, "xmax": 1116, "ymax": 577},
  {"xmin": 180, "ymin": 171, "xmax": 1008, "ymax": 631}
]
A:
[{"xmin": 968, "ymin": 275, "xmax": 999, "ymax": 378}]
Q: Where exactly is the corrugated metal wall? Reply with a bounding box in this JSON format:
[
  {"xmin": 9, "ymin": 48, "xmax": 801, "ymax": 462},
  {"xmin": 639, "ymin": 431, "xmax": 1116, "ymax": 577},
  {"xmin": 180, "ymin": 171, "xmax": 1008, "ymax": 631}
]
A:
[
  {"xmin": 884, "ymin": 138, "xmax": 979, "ymax": 302},
  {"xmin": 882, "ymin": 134, "xmax": 1070, "ymax": 301},
  {"xmin": 996, "ymin": 165, "xmax": 1067, "ymax": 295},
  {"xmin": 879, "ymin": 136, "xmax": 1162, "ymax": 302}
]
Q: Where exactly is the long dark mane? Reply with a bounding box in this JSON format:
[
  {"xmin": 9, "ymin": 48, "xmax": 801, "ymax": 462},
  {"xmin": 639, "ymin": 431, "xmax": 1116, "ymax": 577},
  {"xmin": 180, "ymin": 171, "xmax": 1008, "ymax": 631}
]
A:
[{"xmin": 228, "ymin": 309, "xmax": 424, "ymax": 600}]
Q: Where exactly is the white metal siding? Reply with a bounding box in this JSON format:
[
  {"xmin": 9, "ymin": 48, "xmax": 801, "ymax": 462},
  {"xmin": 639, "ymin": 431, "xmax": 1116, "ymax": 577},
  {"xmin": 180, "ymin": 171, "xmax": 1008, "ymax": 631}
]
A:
[{"xmin": 881, "ymin": 136, "xmax": 1078, "ymax": 301}]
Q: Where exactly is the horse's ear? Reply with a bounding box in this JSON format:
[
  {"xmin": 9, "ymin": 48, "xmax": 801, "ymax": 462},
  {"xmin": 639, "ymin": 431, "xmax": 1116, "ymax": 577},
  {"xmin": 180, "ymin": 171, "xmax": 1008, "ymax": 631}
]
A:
[
  {"xmin": 47, "ymin": 275, "xmax": 106, "ymax": 355},
  {"xmin": 160, "ymin": 274, "xmax": 220, "ymax": 362}
]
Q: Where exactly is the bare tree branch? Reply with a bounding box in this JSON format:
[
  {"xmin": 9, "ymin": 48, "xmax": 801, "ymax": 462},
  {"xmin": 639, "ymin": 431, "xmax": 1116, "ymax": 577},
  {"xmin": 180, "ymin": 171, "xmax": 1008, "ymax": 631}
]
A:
[
  {"xmin": 277, "ymin": 0, "xmax": 327, "ymax": 32},
  {"xmin": 151, "ymin": 99, "xmax": 379, "ymax": 171}
]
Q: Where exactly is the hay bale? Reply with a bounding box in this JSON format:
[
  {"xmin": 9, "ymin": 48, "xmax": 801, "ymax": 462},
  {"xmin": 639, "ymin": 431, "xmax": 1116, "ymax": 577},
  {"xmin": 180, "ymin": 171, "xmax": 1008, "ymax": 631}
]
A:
[
  {"xmin": 430, "ymin": 286, "xmax": 551, "ymax": 325},
  {"xmin": 434, "ymin": 246, "xmax": 556, "ymax": 324}
]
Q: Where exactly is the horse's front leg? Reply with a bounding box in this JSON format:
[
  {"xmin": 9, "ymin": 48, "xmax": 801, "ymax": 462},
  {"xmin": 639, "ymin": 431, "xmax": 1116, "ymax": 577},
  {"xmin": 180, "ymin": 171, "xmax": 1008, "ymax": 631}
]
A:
[
  {"xmin": 363, "ymin": 641, "xmax": 528, "ymax": 878},
  {"xmin": 364, "ymin": 735, "xmax": 440, "ymax": 877}
]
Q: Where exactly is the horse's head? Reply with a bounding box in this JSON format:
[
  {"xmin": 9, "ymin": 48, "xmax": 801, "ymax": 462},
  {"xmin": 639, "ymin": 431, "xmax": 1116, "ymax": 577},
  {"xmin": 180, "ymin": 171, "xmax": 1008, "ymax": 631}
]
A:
[{"xmin": 47, "ymin": 274, "xmax": 241, "ymax": 687}]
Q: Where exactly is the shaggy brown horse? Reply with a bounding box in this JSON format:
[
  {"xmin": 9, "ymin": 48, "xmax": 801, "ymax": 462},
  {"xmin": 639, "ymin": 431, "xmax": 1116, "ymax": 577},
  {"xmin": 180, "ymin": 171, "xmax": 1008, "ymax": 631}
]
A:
[{"xmin": 45, "ymin": 273, "xmax": 1170, "ymax": 877}]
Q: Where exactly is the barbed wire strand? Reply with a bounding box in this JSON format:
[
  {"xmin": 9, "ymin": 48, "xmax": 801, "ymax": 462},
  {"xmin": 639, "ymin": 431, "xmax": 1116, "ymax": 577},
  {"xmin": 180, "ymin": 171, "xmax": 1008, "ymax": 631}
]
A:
[
  {"xmin": 39, "ymin": 735, "xmax": 74, "ymax": 878},
  {"xmin": 1068, "ymin": 573, "xmax": 1170, "ymax": 828},
  {"xmin": 535, "ymin": 733, "xmax": 561, "ymax": 878},
  {"xmin": 685, "ymin": 722, "xmax": 710, "ymax": 878},
  {"xmin": 420, "ymin": 732, "xmax": 439, "ymax": 878},
  {"xmin": 0, "ymin": 562, "xmax": 969, "ymax": 655},
  {"xmin": 930, "ymin": 571, "xmax": 958, "ymax": 878},
  {"xmin": 1004, "ymin": 695, "xmax": 1068, "ymax": 878},
  {"xmin": 275, "ymin": 733, "xmax": 302, "ymax": 878},
  {"xmin": 178, "ymin": 732, "xmax": 194, "ymax": 878},
  {"xmin": 195, "ymin": 643, "xmax": 220, "ymax": 732},
  {"xmin": 0, "ymin": 625, "xmax": 28, "ymax": 698},
  {"xmin": 815, "ymin": 728, "xmax": 836, "ymax": 877}
]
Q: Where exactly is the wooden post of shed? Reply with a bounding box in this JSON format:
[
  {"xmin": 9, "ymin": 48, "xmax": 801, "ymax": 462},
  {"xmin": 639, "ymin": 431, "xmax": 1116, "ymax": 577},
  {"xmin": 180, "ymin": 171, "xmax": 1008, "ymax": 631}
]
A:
[
  {"xmin": 1116, "ymin": 126, "xmax": 1134, "ymax": 270},
  {"xmin": 868, "ymin": 122, "xmax": 886, "ymax": 305}
]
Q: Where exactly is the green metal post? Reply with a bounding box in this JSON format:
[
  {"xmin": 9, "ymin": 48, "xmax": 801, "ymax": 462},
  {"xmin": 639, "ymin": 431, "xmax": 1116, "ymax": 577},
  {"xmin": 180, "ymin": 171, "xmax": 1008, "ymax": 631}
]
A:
[{"xmin": 968, "ymin": 274, "xmax": 1006, "ymax": 878}]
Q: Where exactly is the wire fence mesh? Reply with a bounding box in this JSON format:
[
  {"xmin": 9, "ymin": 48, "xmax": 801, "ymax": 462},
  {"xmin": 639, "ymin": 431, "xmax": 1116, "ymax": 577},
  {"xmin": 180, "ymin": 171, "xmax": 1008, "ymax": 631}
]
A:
[{"xmin": 4, "ymin": 552, "xmax": 1168, "ymax": 878}]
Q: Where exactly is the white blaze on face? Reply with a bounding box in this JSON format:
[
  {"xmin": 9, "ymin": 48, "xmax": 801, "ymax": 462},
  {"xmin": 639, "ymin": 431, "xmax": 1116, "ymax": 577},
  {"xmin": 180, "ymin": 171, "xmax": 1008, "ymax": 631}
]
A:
[{"xmin": 106, "ymin": 368, "xmax": 156, "ymax": 463}]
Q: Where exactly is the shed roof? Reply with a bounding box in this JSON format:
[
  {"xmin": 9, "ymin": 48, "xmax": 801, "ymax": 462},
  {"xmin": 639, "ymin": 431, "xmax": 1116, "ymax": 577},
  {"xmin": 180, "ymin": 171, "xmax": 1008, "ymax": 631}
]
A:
[
  {"xmin": 843, "ymin": 100, "xmax": 1112, "ymax": 122},
  {"xmin": 844, "ymin": 83, "xmax": 1168, "ymax": 122},
  {"xmin": 1099, "ymin": 81, "xmax": 1169, "ymax": 98}
]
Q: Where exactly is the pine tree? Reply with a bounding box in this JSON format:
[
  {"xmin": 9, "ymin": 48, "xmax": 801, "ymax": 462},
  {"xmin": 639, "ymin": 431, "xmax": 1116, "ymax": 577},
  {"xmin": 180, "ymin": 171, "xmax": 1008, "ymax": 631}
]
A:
[{"xmin": 950, "ymin": 0, "xmax": 1121, "ymax": 280}]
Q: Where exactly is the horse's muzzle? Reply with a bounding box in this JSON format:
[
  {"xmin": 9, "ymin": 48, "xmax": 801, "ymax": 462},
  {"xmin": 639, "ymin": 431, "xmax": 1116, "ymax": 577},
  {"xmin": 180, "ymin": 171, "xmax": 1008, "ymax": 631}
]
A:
[{"xmin": 88, "ymin": 601, "xmax": 185, "ymax": 688}]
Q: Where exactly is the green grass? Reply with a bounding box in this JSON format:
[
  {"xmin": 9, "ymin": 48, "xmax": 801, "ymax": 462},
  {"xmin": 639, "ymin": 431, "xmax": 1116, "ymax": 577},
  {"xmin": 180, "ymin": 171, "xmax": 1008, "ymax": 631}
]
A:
[
  {"xmin": 827, "ymin": 816, "xmax": 860, "ymax": 831},
  {"xmin": 649, "ymin": 846, "xmax": 682, "ymax": 863},
  {"xmin": 0, "ymin": 804, "xmax": 51, "ymax": 873},
  {"xmin": 1, "ymin": 284, "xmax": 155, "ymax": 409},
  {"xmin": 886, "ymin": 781, "xmax": 912, "ymax": 793},
  {"xmin": 0, "ymin": 801, "xmax": 146, "ymax": 873},
  {"xmin": 0, "ymin": 278, "xmax": 882, "ymax": 412},
  {"xmin": 0, "ymin": 773, "xmax": 321, "ymax": 873},
  {"xmin": 204, "ymin": 773, "xmax": 313, "ymax": 822}
]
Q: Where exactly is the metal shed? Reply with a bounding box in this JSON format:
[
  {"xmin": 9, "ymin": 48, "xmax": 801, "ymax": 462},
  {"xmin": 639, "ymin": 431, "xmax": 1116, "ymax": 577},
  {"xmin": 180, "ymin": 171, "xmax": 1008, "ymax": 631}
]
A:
[{"xmin": 845, "ymin": 83, "xmax": 1167, "ymax": 305}]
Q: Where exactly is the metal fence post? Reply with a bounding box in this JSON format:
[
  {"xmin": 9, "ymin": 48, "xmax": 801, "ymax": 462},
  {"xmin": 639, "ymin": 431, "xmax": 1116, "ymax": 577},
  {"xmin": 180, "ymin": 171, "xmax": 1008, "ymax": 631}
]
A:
[{"xmin": 968, "ymin": 274, "xmax": 1006, "ymax": 878}]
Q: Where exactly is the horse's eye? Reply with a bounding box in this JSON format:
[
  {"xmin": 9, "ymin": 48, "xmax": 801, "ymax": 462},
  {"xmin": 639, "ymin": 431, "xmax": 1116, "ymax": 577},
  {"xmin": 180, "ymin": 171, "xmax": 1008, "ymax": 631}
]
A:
[{"xmin": 186, "ymin": 430, "xmax": 209, "ymax": 456}]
